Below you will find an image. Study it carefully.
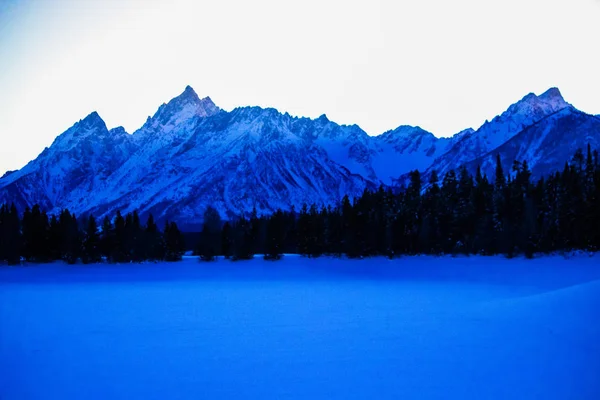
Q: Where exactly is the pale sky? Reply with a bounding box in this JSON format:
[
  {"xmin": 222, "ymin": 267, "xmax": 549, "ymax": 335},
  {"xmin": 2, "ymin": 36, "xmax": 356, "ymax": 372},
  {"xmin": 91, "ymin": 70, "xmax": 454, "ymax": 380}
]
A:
[{"xmin": 1, "ymin": 0, "xmax": 599, "ymax": 175}]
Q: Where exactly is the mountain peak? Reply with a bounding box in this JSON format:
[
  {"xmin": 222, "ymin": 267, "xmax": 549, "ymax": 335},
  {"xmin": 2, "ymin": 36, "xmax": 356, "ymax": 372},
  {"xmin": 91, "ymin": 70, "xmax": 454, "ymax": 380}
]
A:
[
  {"xmin": 178, "ymin": 86, "xmax": 217, "ymax": 111},
  {"xmin": 109, "ymin": 126, "xmax": 128, "ymax": 136},
  {"xmin": 539, "ymin": 87, "xmax": 565, "ymax": 103},
  {"xmin": 386, "ymin": 125, "xmax": 432, "ymax": 138},
  {"xmin": 507, "ymin": 87, "xmax": 569, "ymax": 118},
  {"xmin": 80, "ymin": 111, "xmax": 107, "ymax": 130},
  {"xmin": 82, "ymin": 111, "xmax": 103, "ymax": 123},
  {"xmin": 144, "ymin": 86, "xmax": 219, "ymax": 131},
  {"xmin": 181, "ymin": 85, "xmax": 200, "ymax": 101}
]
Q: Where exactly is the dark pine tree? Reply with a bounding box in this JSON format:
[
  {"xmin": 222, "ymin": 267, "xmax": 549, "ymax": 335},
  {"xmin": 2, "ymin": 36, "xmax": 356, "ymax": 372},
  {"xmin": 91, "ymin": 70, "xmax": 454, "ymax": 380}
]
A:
[
  {"xmin": 5, "ymin": 204, "xmax": 22, "ymax": 265},
  {"xmin": 221, "ymin": 221, "xmax": 233, "ymax": 259},
  {"xmin": 0, "ymin": 205, "xmax": 6, "ymax": 263},
  {"xmin": 48, "ymin": 214, "xmax": 62, "ymax": 260},
  {"xmin": 82, "ymin": 215, "xmax": 102, "ymax": 264},
  {"xmin": 196, "ymin": 206, "xmax": 222, "ymax": 261},
  {"xmin": 62, "ymin": 211, "xmax": 81, "ymax": 264},
  {"xmin": 164, "ymin": 221, "xmax": 185, "ymax": 261},
  {"xmin": 144, "ymin": 214, "xmax": 164, "ymax": 261},
  {"xmin": 100, "ymin": 216, "xmax": 115, "ymax": 261},
  {"xmin": 131, "ymin": 211, "xmax": 144, "ymax": 262},
  {"xmin": 264, "ymin": 209, "xmax": 286, "ymax": 260},
  {"xmin": 231, "ymin": 216, "xmax": 253, "ymax": 261},
  {"xmin": 0, "ymin": 204, "xmax": 22, "ymax": 265},
  {"xmin": 296, "ymin": 204, "xmax": 311, "ymax": 257},
  {"xmin": 113, "ymin": 211, "xmax": 128, "ymax": 262}
]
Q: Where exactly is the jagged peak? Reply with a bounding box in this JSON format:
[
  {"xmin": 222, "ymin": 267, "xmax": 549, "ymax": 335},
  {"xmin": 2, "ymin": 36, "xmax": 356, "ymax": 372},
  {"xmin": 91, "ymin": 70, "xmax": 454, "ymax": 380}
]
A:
[
  {"xmin": 539, "ymin": 87, "xmax": 564, "ymax": 102},
  {"xmin": 527, "ymin": 87, "xmax": 566, "ymax": 106},
  {"xmin": 81, "ymin": 111, "xmax": 104, "ymax": 124},
  {"xmin": 76, "ymin": 111, "xmax": 108, "ymax": 133},
  {"xmin": 167, "ymin": 86, "xmax": 211, "ymax": 108},
  {"xmin": 109, "ymin": 126, "xmax": 128, "ymax": 135},
  {"xmin": 381, "ymin": 125, "xmax": 433, "ymax": 139},
  {"xmin": 183, "ymin": 84, "xmax": 198, "ymax": 97},
  {"xmin": 454, "ymin": 128, "xmax": 475, "ymax": 138},
  {"xmin": 200, "ymin": 95, "xmax": 215, "ymax": 104},
  {"xmin": 143, "ymin": 86, "xmax": 220, "ymax": 131},
  {"xmin": 502, "ymin": 87, "xmax": 569, "ymax": 121},
  {"xmin": 175, "ymin": 86, "xmax": 217, "ymax": 110},
  {"xmin": 231, "ymin": 105, "xmax": 282, "ymax": 119}
]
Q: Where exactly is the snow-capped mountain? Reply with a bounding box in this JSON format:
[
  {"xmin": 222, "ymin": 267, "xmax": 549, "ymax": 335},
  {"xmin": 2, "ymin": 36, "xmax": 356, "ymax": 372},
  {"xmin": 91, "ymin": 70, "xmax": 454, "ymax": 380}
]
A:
[
  {"xmin": 419, "ymin": 88, "xmax": 571, "ymax": 180},
  {"xmin": 371, "ymin": 126, "xmax": 476, "ymax": 184},
  {"xmin": 0, "ymin": 112, "xmax": 134, "ymax": 213},
  {"xmin": 83, "ymin": 104, "xmax": 378, "ymax": 227},
  {"xmin": 461, "ymin": 107, "xmax": 600, "ymax": 180},
  {"xmin": 0, "ymin": 87, "xmax": 386, "ymax": 227},
  {"xmin": 0, "ymin": 86, "xmax": 597, "ymax": 227}
]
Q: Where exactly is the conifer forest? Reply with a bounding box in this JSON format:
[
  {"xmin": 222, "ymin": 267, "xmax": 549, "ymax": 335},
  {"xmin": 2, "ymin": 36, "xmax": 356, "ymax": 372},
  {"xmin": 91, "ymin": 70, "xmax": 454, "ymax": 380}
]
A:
[{"xmin": 2, "ymin": 146, "xmax": 600, "ymax": 265}]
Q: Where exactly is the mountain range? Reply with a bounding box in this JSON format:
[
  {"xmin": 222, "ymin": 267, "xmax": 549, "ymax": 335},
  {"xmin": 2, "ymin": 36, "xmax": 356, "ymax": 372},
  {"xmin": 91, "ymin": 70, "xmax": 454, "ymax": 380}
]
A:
[{"xmin": 1, "ymin": 86, "xmax": 599, "ymax": 229}]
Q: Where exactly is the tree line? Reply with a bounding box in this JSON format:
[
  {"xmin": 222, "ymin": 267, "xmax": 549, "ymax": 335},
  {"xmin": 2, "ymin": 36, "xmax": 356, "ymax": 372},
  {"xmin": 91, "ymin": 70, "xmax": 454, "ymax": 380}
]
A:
[
  {"xmin": 0, "ymin": 207, "xmax": 185, "ymax": 265},
  {"xmin": 2, "ymin": 146, "xmax": 600, "ymax": 265},
  {"xmin": 194, "ymin": 145, "xmax": 600, "ymax": 261}
]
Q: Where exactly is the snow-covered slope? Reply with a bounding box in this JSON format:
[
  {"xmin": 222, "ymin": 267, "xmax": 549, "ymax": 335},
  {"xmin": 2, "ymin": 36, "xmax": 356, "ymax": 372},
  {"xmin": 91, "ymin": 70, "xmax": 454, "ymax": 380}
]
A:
[
  {"xmin": 0, "ymin": 87, "xmax": 386, "ymax": 226},
  {"xmin": 421, "ymin": 88, "xmax": 570, "ymax": 179},
  {"xmin": 371, "ymin": 126, "xmax": 476, "ymax": 184},
  {"xmin": 462, "ymin": 108, "xmax": 600, "ymax": 179},
  {"xmin": 86, "ymin": 105, "xmax": 377, "ymax": 226},
  {"xmin": 0, "ymin": 86, "xmax": 597, "ymax": 225},
  {"xmin": 0, "ymin": 112, "xmax": 134, "ymax": 212}
]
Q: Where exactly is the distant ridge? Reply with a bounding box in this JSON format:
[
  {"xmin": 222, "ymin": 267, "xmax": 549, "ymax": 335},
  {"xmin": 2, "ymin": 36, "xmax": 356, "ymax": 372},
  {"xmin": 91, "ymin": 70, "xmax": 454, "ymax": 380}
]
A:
[{"xmin": 0, "ymin": 86, "xmax": 598, "ymax": 228}]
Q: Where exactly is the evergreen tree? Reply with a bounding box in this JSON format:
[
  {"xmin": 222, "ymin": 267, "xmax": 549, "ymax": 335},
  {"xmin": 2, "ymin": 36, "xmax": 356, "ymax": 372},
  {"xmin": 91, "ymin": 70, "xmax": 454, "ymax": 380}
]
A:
[
  {"xmin": 231, "ymin": 216, "xmax": 253, "ymax": 261},
  {"xmin": 221, "ymin": 221, "xmax": 233, "ymax": 259},
  {"xmin": 62, "ymin": 211, "xmax": 81, "ymax": 264},
  {"xmin": 326, "ymin": 206, "xmax": 343, "ymax": 257},
  {"xmin": 196, "ymin": 206, "xmax": 222, "ymax": 261},
  {"xmin": 249, "ymin": 207, "xmax": 263, "ymax": 255},
  {"xmin": 297, "ymin": 204, "xmax": 311, "ymax": 256},
  {"xmin": 340, "ymin": 195, "xmax": 359, "ymax": 257},
  {"xmin": 420, "ymin": 171, "xmax": 441, "ymax": 254},
  {"xmin": 307, "ymin": 204, "xmax": 324, "ymax": 257},
  {"xmin": 264, "ymin": 209, "xmax": 286, "ymax": 260},
  {"xmin": 6, "ymin": 205, "xmax": 21, "ymax": 265},
  {"xmin": 21, "ymin": 207, "xmax": 33, "ymax": 261},
  {"xmin": 124, "ymin": 212, "xmax": 134, "ymax": 259},
  {"xmin": 48, "ymin": 215, "xmax": 62, "ymax": 260},
  {"xmin": 131, "ymin": 211, "xmax": 144, "ymax": 261},
  {"xmin": 82, "ymin": 215, "xmax": 101, "ymax": 264},
  {"xmin": 164, "ymin": 221, "xmax": 185, "ymax": 261},
  {"xmin": 100, "ymin": 216, "xmax": 115, "ymax": 261},
  {"xmin": 113, "ymin": 211, "xmax": 127, "ymax": 262},
  {"xmin": 144, "ymin": 214, "xmax": 164, "ymax": 261},
  {"xmin": 0, "ymin": 205, "xmax": 6, "ymax": 262},
  {"xmin": 493, "ymin": 154, "xmax": 509, "ymax": 254}
]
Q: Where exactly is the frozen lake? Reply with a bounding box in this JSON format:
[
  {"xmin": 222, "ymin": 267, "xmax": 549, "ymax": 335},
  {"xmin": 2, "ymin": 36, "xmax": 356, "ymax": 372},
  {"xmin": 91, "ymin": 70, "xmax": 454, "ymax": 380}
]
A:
[{"xmin": 2, "ymin": 255, "xmax": 600, "ymax": 399}]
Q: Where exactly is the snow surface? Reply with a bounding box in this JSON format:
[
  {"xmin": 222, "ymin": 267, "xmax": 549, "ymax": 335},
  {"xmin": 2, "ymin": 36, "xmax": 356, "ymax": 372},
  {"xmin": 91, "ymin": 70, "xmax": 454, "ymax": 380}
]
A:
[{"xmin": 2, "ymin": 255, "xmax": 600, "ymax": 399}]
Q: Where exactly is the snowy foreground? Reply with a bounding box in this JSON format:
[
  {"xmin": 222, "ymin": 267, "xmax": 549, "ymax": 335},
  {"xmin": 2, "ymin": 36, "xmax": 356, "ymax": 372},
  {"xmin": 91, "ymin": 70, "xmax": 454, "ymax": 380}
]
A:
[{"xmin": 1, "ymin": 255, "xmax": 600, "ymax": 400}]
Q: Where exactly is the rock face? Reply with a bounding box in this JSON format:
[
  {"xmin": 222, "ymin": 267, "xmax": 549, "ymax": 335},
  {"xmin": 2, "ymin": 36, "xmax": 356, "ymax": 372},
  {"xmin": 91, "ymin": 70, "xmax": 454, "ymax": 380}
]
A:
[{"xmin": 0, "ymin": 86, "xmax": 598, "ymax": 228}]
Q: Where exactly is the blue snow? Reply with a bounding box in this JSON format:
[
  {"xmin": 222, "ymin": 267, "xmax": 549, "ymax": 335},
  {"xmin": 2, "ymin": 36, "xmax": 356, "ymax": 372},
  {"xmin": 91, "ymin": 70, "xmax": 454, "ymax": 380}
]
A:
[{"xmin": 1, "ymin": 255, "xmax": 600, "ymax": 399}]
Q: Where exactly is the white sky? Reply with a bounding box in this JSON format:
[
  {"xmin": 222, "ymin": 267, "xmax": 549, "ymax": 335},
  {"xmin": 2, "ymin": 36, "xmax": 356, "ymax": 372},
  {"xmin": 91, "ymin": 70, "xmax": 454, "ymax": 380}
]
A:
[{"xmin": 1, "ymin": 0, "xmax": 599, "ymax": 174}]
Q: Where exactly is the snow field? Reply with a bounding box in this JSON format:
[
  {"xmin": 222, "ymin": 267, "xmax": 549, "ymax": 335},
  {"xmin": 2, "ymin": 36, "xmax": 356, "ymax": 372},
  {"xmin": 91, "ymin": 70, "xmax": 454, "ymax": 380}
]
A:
[{"xmin": 1, "ymin": 255, "xmax": 599, "ymax": 399}]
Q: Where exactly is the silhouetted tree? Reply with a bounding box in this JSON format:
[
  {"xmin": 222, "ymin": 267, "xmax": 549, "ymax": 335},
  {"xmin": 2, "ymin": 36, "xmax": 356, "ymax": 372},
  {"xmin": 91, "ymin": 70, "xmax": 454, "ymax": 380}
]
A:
[
  {"xmin": 196, "ymin": 206, "xmax": 222, "ymax": 261},
  {"xmin": 145, "ymin": 214, "xmax": 164, "ymax": 261},
  {"xmin": 164, "ymin": 221, "xmax": 185, "ymax": 261},
  {"xmin": 82, "ymin": 215, "xmax": 101, "ymax": 264}
]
